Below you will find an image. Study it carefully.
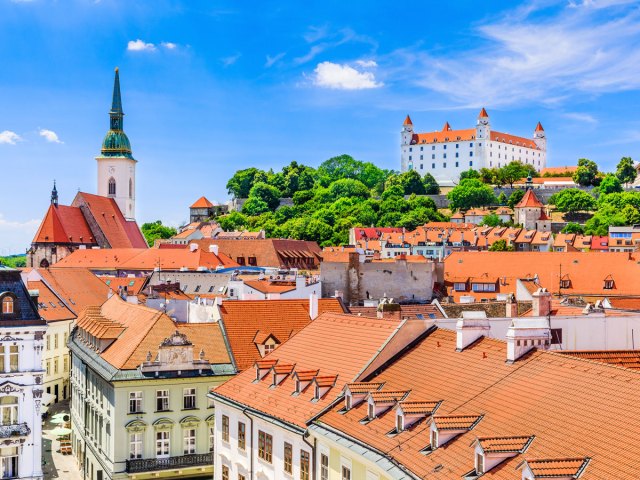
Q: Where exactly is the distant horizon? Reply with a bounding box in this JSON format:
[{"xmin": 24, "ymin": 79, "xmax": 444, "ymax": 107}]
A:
[{"xmin": 2, "ymin": 0, "xmax": 640, "ymax": 254}]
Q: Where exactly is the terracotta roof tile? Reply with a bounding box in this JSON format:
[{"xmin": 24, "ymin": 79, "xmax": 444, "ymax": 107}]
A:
[
  {"xmin": 477, "ymin": 435, "xmax": 534, "ymax": 453},
  {"xmin": 190, "ymin": 196, "xmax": 215, "ymax": 209},
  {"xmin": 516, "ymin": 189, "xmax": 544, "ymax": 208},
  {"xmin": 345, "ymin": 382, "xmax": 384, "ymax": 394},
  {"xmin": 32, "ymin": 205, "xmax": 95, "ymax": 244},
  {"xmin": 524, "ymin": 457, "xmax": 590, "ymax": 478},
  {"xmin": 432, "ymin": 414, "xmax": 483, "ymax": 430},
  {"xmin": 398, "ymin": 401, "xmax": 440, "ymax": 415},
  {"xmin": 369, "ymin": 390, "xmax": 410, "ymax": 404}
]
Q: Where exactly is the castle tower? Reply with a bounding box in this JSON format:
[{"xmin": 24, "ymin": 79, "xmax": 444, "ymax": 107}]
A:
[
  {"xmin": 96, "ymin": 68, "xmax": 137, "ymax": 220},
  {"xmin": 401, "ymin": 115, "xmax": 414, "ymax": 171},
  {"xmin": 533, "ymin": 122, "xmax": 546, "ymax": 150},
  {"xmin": 475, "ymin": 108, "xmax": 491, "ymax": 169}
]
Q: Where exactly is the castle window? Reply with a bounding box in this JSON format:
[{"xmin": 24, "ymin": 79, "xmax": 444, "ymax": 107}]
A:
[
  {"xmin": 432, "ymin": 154, "xmax": 435, "ymax": 159},
  {"xmin": 420, "ymin": 164, "xmax": 423, "ymax": 170},
  {"xmin": 420, "ymin": 146, "xmax": 423, "ymax": 151},
  {"xmin": 409, "ymin": 155, "xmax": 412, "ymax": 161},
  {"xmin": 469, "ymin": 161, "xmax": 473, "ymax": 166},
  {"xmin": 129, "ymin": 179, "xmax": 133, "ymax": 199},
  {"xmin": 443, "ymin": 163, "xmax": 447, "ymax": 168},
  {"xmin": 469, "ymin": 151, "xmax": 473, "ymax": 157},
  {"xmin": 108, "ymin": 177, "xmax": 116, "ymax": 196},
  {"xmin": 455, "ymin": 162, "xmax": 459, "ymax": 167},
  {"xmin": 455, "ymin": 152, "xmax": 459, "ymax": 158},
  {"xmin": 1, "ymin": 297, "xmax": 13, "ymax": 315},
  {"xmin": 420, "ymin": 155, "xmax": 423, "ymax": 160},
  {"xmin": 470, "ymin": 143, "xmax": 474, "ymax": 147},
  {"xmin": 432, "ymin": 163, "xmax": 435, "ymax": 169},
  {"xmin": 456, "ymin": 143, "xmax": 459, "ymax": 149},
  {"xmin": 409, "ymin": 147, "xmax": 412, "ymax": 152},
  {"xmin": 443, "ymin": 153, "xmax": 447, "ymax": 159},
  {"xmin": 432, "ymin": 146, "xmax": 435, "ymax": 150},
  {"xmin": 443, "ymin": 145, "xmax": 447, "ymax": 149}
]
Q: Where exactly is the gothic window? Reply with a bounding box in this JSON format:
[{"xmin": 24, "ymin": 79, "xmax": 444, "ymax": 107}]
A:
[
  {"xmin": 108, "ymin": 177, "xmax": 116, "ymax": 196},
  {"xmin": 129, "ymin": 178, "xmax": 133, "ymax": 199}
]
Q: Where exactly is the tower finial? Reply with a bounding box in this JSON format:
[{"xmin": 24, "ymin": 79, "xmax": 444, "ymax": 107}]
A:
[
  {"xmin": 111, "ymin": 67, "xmax": 123, "ymax": 116},
  {"xmin": 51, "ymin": 180, "xmax": 58, "ymax": 207}
]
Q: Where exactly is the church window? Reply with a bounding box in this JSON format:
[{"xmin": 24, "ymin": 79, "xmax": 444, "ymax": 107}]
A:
[
  {"xmin": 108, "ymin": 177, "xmax": 116, "ymax": 196},
  {"xmin": 129, "ymin": 179, "xmax": 133, "ymax": 199}
]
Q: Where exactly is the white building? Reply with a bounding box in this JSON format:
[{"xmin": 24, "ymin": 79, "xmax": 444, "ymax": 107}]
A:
[
  {"xmin": 401, "ymin": 108, "xmax": 546, "ymax": 185},
  {"xmin": 0, "ymin": 267, "xmax": 48, "ymax": 480}
]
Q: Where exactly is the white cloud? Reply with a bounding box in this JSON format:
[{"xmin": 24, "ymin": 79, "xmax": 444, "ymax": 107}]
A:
[
  {"xmin": 161, "ymin": 42, "xmax": 177, "ymax": 50},
  {"xmin": 304, "ymin": 25, "xmax": 329, "ymax": 43},
  {"xmin": 0, "ymin": 131, "xmax": 22, "ymax": 145},
  {"xmin": 39, "ymin": 129, "xmax": 62, "ymax": 144},
  {"xmin": 221, "ymin": 53, "xmax": 241, "ymax": 67},
  {"xmin": 312, "ymin": 61, "xmax": 383, "ymax": 90},
  {"xmin": 0, "ymin": 213, "xmax": 40, "ymax": 256},
  {"xmin": 127, "ymin": 39, "xmax": 156, "ymax": 52},
  {"xmin": 401, "ymin": 2, "xmax": 640, "ymax": 107},
  {"xmin": 265, "ymin": 52, "xmax": 286, "ymax": 68},
  {"xmin": 563, "ymin": 112, "xmax": 598, "ymax": 124},
  {"xmin": 355, "ymin": 60, "xmax": 378, "ymax": 68}
]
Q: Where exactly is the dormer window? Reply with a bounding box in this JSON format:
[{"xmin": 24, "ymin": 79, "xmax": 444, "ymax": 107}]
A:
[
  {"xmin": 264, "ymin": 343, "xmax": 276, "ymax": 355},
  {"xmin": 396, "ymin": 413, "xmax": 404, "ymax": 432},
  {"xmin": 2, "ymin": 297, "xmax": 14, "ymax": 315},
  {"xmin": 430, "ymin": 429, "xmax": 438, "ymax": 449},
  {"xmin": 476, "ymin": 453, "xmax": 484, "ymax": 474},
  {"xmin": 603, "ymin": 277, "xmax": 614, "ymax": 289},
  {"xmin": 560, "ymin": 275, "xmax": 571, "ymax": 289},
  {"xmin": 345, "ymin": 394, "xmax": 352, "ymax": 410},
  {"xmin": 368, "ymin": 402, "xmax": 375, "ymax": 420}
]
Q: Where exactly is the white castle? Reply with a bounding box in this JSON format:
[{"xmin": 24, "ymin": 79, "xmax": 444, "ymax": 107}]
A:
[{"xmin": 401, "ymin": 108, "xmax": 546, "ymax": 186}]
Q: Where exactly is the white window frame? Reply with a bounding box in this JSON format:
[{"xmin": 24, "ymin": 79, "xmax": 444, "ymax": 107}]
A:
[
  {"xmin": 183, "ymin": 388, "xmax": 196, "ymax": 409},
  {"xmin": 156, "ymin": 390, "xmax": 169, "ymax": 412},
  {"xmin": 129, "ymin": 391, "xmax": 142, "ymax": 414},
  {"xmin": 183, "ymin": 428, "xmax": 196, "ymax": 454},
  {"xmin": 155, "ymin": 431, "xmax": 170, "ymax": 458},
  {"xmin": 129, "ymin": 432, "xmax": 143, "ymax": 459}
]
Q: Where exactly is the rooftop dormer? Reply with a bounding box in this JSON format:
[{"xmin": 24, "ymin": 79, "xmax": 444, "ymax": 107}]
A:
[
  {"xmin": 312, "ymin": 375, "xmax": 338, "ymax": 401},
  {"xmin": 366, "ymin": 390, "xmax": 410, "ymax": 420},
  {"xmin": 428, "ymin": 414, "xmax": 483, "ymax": 451},
  {"xmin": 469, "ymin": 435, "xmax": 534, "ymax": 477},
  {"xmin": 343, "ymin": 382, "xmax": 384, "ymax": 411},
  {"xmin": 271, "ymin": 363, "xmax": 295, "ymax": 387},
  {"xmin": 395, "ymin": 400, "xmax": 441, "ymax": 433},
  {"xmin": 519, "ymin": 457, "xmax": 590, "ymax": 480},
  {"xmin": 292, "ymin": 369, "xmax": 319, "ymax": 395},
  {"xmin": 254, "ymin": 359, "xmax": 278, "ymax": 381}
]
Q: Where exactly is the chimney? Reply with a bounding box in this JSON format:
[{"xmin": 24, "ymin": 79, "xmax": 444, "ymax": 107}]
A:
[
  {"xmin": 209, "ymin": 244, "xmax": 219, "ymax": 256},
  {"xmin": 505, "ymin": 294, "xmax": 517, "ymax": 318},
  {"xmin": 189, "ymin": 243, "xmax": 198, "ymax": 252},
  {"xmin": 506, "ymin": 318, "xmax": 551, "ymax": 363},
  {"xmin": 456, "ymin": 312, "xmax": 490, "ymax": 351},
  {"xmin": 309, "ymin": 292, "xmax": 319, "ymax": 320},
  {"xmin": 532, "ymin": 288, "xmax": 551, "ymax": 317}
]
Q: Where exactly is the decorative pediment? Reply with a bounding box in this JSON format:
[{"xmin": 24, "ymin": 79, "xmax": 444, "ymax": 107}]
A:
[
  {"xmin": 205, "ymin": 414, "xmax": 215, "ymax": 426},
  {"xmin": 0, "ymin": 382, "xmax": 23, "ymax": 395},
  {"xmin": 125, "ymin": 419, "xmax": 147, "ymax": 432},
  {"xmin": 180, "ymin": 415, "xmax": 201, "ymax": 428},
  {"xmin": 152, "ymin": 418, "xmax": 174, "ymax": 430}
]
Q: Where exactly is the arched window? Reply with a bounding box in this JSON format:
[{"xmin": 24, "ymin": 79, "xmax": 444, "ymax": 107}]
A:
[
  {"xmin": 0, "ymin": 396, "xmax": 18, "ymax": 426},
  {"xmin": 108, "ymin": 177, "xmax": 116, "ymax": 196},
  {"xmin": 129, "ymin": 178, "xmax": 133, "ymax": 199},
  {"xmin": 1, "ymin": 297, "xmax": 13, "ymax": 315}
]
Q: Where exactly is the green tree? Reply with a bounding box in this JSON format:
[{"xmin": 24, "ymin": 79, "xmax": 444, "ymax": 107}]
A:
[
  {"xmin": 242, "ymin": 197, "xmax": 270, "ymax": 216},
  {"xmin": 598, "ymin": 174, "xmax": 623, "ymax": 195},
  {"xmin": 488, "ymin": 239, "xmax": 514, "ymax": 252},
  {"xmin": 584, "ymin": 205, "xmax": 627, "ymax": 235},
  {"xmin": 572, "ymin": 158, "xmax": 599, "ymax": 187},
  {"xmin": 460, "ymin": 169, "xmax": 480, "ymax": 181},
  {"xmin": 499, "ymin": 161, "xmax": 537, "ymax": 188},
  {"xmin": 422, "ymin": 173, "xmax": 441, "ymax": 194},
  {"xmin": 217, "ymin": 211, "xmax": 248, "ymax": 231},
  {"xmin": 316, "ymin": 154, "xmax": 390, "ymax": 189},
  {"xmin": 561, "ymin": 222, "xmax": 585, "ymax": 234},
  {"xmin": 248, "ymin": 182, "xmax": 281, "ymax": 211},
  {"xmin": 327, "ymin": 179, "xmax": 370, "ymax": 200},
  {"xmin": 447, "ymin": 179, "xmax": 497, "ymax": 211},
  {"xmin": 548, "ymin": 189, "xmax": 596, "ymax": 213},
  {"xmin": 479, "ymin": 213, "xmax": 502, "ymax": 227},
  {"xmin": 226, "ymin": 167, "xmax": 266, "ymax": 198},
  {"xmin": 496, "ymin": 192, "xmax": 508, "ymax": 205},
  {"xmin": 507, "ymin": 190, "xmax": 525, "ymax": 209},
  {"xmin": 141, "ymin": 221, "xmax": 177, "ymax": 247},
  {"xmin": 616, "ymin": 156, "xmax": 637, "ymax": 185}
]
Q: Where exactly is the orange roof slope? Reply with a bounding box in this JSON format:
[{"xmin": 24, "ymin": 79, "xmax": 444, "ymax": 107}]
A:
[
  {"xmin": 118, "ymin": 247, "xmax": 238, "ymax": 271},
  {"xmin": 72, "ymin": 192, "xmax": 147, "ymax": 248},
  {"xmin": 76, "ymin": 295, "xmax": 231, "ymax": 369},
  {"xmin": 444, "ymin": 251, "xmax": 640, "ymax": 297},
  {"xmin": 316, "ymin": 328, "xmax": 640, "ymax": 479},
  {"xmin": 559, "ymin": 350, "xmax": 640, "ymax": 370},
  {"xmin": 478, "ymin": 107, "xmax": 489, "ymax": 118},
  {"xmin": 515, "ymin": 189, "xmax": 544, "ymax": 208},
  {"xmin": 55, "ymin": 248, "xmax": 147, "ymax": 270},
  {"xmin": 27, "ymin": 280, "xmax": 75, "ymax": 321},
  {"xmin": 190, "ymin": 196, "xmax": 214, "ymax": 209},
  {"xmin": 37, "ymin": 268, "xmax": 110, "ymax": 312},
  {"xmin": 413, "ymin": 128, "xmax": 476, "ymax": 145},
  {"xmin": 541, "ymin": 166, "xmax": 578, "ymax": 176},
  {"xmin": 213, "ymin": 312, "xmax": 404, "ymax": 428},
  {"xmin": 490, "ymin": 131, "xmax": 538, "ymax": 149},
  {"xmin": 32, "ymin": 205, "xmax": 95, "ymax": 244},
  {"xmin": 403, "ymin": 115, "xmax": 413, "ymax": 126},
  {"xmin": 218, "ymin": 298, "xmax": 346, "ymax": 371}
]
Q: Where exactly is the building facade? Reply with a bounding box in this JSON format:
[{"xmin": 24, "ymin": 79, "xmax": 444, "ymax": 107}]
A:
[
  {"xmin": 401, "ymin": 108, "xmax": 546, "ymax": 185},
  {"xmin": 69, "ymin": 295, "xmax": 235, "ymax": 480},
  {"xmin": 0, "ymin": 268, "xmax": 48, "ymax": 480}
]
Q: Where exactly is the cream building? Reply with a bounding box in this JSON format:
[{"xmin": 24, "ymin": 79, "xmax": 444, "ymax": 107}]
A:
[
  {"xmin": 401, "ymin": 108, "xmax": 546, "ymax": 186},
  {"xmin": 69, "ymin": 295, "xmax": 235, "ymax": 480}
]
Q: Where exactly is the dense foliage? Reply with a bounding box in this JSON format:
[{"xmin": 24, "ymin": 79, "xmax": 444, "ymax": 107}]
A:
[
  {"xmin": 141, "ymin": 221, "xmax": 177, "ymax": 247},
  {"xmin": 220, "ymin": 155, "xmax": 445, "ymax": 246},
  {"xmin": 0, "ymin": 255, "xmax": 26, "ymax": 268}
]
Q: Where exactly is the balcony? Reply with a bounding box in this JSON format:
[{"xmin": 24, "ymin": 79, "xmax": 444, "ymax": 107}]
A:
[
  {"xmin": 0, "ymin": 423, "xmax": 31, "ymax": 439},
  {"xmin": 126, "ymin": 453, "xmax": 213, "ymax": 473}
]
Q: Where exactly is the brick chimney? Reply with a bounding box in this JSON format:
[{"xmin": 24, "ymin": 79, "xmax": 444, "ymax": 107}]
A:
[
  {"xmin": 532, "ymin": 288, "xmax": 551, "ymax": 317},
  {"xmin": 456, "ymin": 311, "xmax": 490, "ymax": 351},
  {"xmin": 505, "ymin": 294, "xmax": 517, "ymax": 318}
]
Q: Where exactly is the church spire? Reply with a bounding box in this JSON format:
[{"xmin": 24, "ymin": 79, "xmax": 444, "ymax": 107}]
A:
[
  {"xmin": 51, "ymin": 180, "xmax": 58, "ymax": 207},
  {"xmin": 110, "ymin": 67, "xmax": 124, "ymax": 131}
]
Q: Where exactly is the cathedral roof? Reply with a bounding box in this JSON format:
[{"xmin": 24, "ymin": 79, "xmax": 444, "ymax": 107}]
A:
[{"xmin": 33, "ymin": 204, "xmax": 95, "ymax": 244}]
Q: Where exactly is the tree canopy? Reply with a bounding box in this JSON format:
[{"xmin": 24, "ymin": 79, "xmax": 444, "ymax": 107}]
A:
[
  {"xmin": 572, "ymin": 158, "xmax": 600, "ymax": 187},
  {"xmin": 447, "ymin": 179, "xmax": 497, "ymax": 211},
  {"xmin": 616, "ymin": 157, "xmax": 637, "ymax": 185},
  {"xmin": 141, "ymin": 221, "xmax": 177, "ymax": 247},
  {"xmin": 548, "ymin": 189, "xmax": 596, "ymax": 213}
]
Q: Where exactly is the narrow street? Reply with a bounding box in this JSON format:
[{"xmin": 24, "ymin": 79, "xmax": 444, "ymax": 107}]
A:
[{"xmin": 42, "ymin": 400, "xmax": 82, "ymax": 480}]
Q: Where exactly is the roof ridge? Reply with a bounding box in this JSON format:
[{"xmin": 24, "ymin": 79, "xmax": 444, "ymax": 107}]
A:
[{"xmin": 545, "ymin": 349, "xmax": 640, "ymax": 376}]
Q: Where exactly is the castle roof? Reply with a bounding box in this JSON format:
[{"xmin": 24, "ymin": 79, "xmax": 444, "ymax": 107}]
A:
[
  {"xmin": 403, "ymin": 115, "xmax": 413, "ymax": 126},
  {"xmin": 478, "ymin": 107, "xmax": 489, "ymax": 118},
  {"xmin": 535, "ymin": 121, "xmax": 544, "ymax": 132},
  {"xmin": 516, "ymin": 189, "xmax": 544, "ymax": 208}
]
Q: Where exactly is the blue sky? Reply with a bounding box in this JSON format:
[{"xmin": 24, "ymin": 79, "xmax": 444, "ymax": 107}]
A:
[{"xmin": 1, "ymin": 0, "xmax": 640, "ymax": 254}]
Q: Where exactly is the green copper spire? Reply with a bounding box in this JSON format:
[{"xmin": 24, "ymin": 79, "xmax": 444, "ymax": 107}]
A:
[{"xmin": 101, "ymin": 67, "xmax": 134, "ymax": 159}]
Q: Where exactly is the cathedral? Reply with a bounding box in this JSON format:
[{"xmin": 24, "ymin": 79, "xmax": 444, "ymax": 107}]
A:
[{"xmin": 28, "ymin": 69, "xmax": 147, "ymax": 268}]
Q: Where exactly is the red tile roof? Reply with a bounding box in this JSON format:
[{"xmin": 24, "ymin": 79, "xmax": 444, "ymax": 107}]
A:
[
  {"xmin": 218, "ymin": 298, "xmax": 346, "ymax": 371},
  {"xmin": 315, "ymin": 327, "xmax": 640, "ymax": 478},
  {"xmin": 490, "ymin": 131, "xmax": 538, "ymax": 149},
  {"xmin": 559, "ymin": 350, "xmax": 640, "ymax": 370},
  {"xmin": 516, "ymin": 189, "xmax": 544, "ymax": 208},
  {"xmin": 478, "ymin": 107, "xmax": 489, "ymax": 118},
  {"xmin": 54, "ymin": 248, "xmax": 148, "ymax": 270},
  {"xmin": 523, "ymin": 457, "xmax": 590, "ymax": 478},
  {"xmin": 403, "ymin": 115, "xmax": 413, "ymax": 126},
  {"xmin": 535, "ymin": 121, "xmax": 544, "ymax": 132},
  {"xmin": 541, "ymin": 166, "xmax": 578, "ymax": 176},
  {"xmin": 190, "ymin": 196, "xmax": 215, "ymax": 209},
  {"xmin": 212, "ymin": 312, "xmax": 405, "ymax": 428},
  {"xmin": 32, "ymin": 205, "xmax": 95, "ymax": 244}
]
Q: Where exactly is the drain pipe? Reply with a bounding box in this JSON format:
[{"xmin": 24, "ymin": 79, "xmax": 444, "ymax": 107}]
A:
[
  {"xmin": 242, "ymin": 409, "xmax": 254, "ymax": 480},
  {"xmin": 302, "ymin": 431, "xmax": 317, "ymax": 480}
]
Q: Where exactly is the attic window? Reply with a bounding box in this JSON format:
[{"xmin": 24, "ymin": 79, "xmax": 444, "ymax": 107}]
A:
[
  {"xmin": 603, "ymin": 278, "xmax": 614, "ymax": 289},
  {"xmin": 396, "ymin": 413, "xmax": 404, "ymax": 433},
  {"xmin": 430, "ymin": 429, "xmax": 438, "ymax": 449},
  {"xmin": 476, "ymin": 453, "xmax": 484, "ymax": 474},
  {"xmin": 560, "ymin": 276, "xmax": 571, "ymax": 289},
  {"xmin": 368, "ymin": 402, "xmax": 375, "ymax": 420},
  {"xmin": 1, "ymin": 297, "xmax": 14, "ymax": 315},
  {"xmin": 264, "ymin": 343, "xmax": 277, "ymax": 355}
]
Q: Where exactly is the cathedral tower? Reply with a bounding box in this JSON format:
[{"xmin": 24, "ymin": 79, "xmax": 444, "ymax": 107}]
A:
[{"xmin": 96, "ymin": 68, "xmax": 137, "ymax": 220}]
